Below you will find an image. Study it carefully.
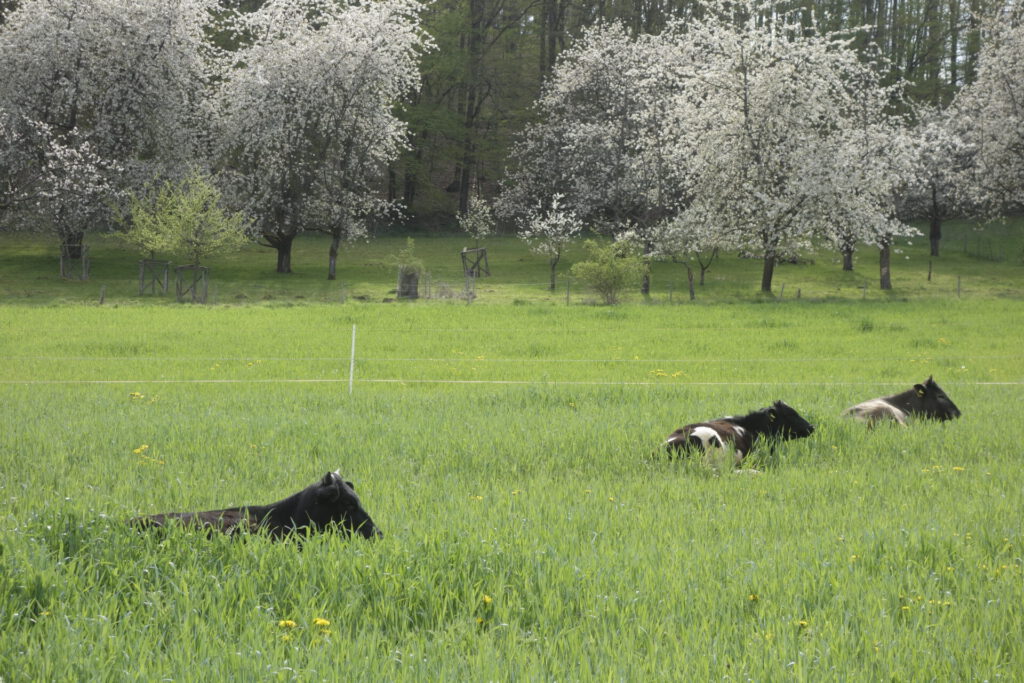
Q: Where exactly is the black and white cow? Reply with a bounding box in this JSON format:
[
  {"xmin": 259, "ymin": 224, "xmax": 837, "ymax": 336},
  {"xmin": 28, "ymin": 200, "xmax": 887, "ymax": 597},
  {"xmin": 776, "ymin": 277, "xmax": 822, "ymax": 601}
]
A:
[
  {"xmin": 843, "ymin": 376, "xmax": 961, "ymax": 426},
  {"xmin": 665, "ymin": 400, "xmax": 815, "ymax": 465},
  {"xmin": 132, "ymin": 471, "xmax": 382, "ymax": 539}
]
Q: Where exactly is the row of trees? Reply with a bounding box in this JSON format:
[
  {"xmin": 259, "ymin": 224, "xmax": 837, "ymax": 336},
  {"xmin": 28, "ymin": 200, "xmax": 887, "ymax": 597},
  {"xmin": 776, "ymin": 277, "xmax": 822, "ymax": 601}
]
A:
[
  {"xmin": 0, "ymin": 0, "xmax": 1022, "ymax": 293},
  {"xmin": 0, "ymin": 0, "xmax": 429, "ymax": 276},
  {"xmin": 500, "ymin": 0, "xmax": 1023, "ymax": 292}
]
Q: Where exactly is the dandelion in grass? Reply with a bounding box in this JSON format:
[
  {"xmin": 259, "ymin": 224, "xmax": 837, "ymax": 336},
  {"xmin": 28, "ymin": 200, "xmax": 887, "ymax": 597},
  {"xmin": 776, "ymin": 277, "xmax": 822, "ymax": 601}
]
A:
[
  {"xmin": 511, "ymin": 490, "xmax": 523, "ymax": 496},
  {"xmin": 278, "ymin": 620, "xmax": 297, "ymax": 629},
  {"xmin": 129, "ymin": 392, "xmax": 144, "ymax": 400},
  {"xmin": 482, "ymin": 595, "xmax": 493, "ymax": 605},
  {"xmin": 796, "ymin": 620, "xmax": 808, "ymax": 629},
  {"xmin": 952, "ymin": 466, "xmax": 965, "ymax": 472},
  {"xmin": 748, "ymin": 594, "xmax": 759, "ymax": 603},
  {"xmin": 471, "ymin": 495, "xmax": 483, "ymax": 501},
  {"xmin": 132, "ymin": 444, "xmax": 150, "ymax": 454},
  {"xmin": 313, "ymin": 618, "xmax": 330, "ymax": 627}
]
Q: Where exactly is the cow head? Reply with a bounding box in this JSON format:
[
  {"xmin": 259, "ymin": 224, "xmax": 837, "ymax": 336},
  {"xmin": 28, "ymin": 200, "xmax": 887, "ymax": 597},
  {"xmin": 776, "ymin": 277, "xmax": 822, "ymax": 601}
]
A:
[
  {"xmin": 765, "ymin": 400, "xmax": 815, "ymax": 440},
  {"xmin": 298, "ymin": 471, "xmax": 382, "ymax": 539},
  {"xmin": 911, "ymin": 376, "xmax": 962, "ymax": 421}
]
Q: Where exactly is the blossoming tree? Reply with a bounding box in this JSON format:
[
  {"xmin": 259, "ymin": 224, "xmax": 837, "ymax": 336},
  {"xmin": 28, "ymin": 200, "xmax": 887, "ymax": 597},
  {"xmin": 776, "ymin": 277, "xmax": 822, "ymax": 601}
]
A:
[
  {"xmin": 953, "ymin": 7, "xmax": 1024, "ymax": 219},
  {"xmin": 499, "ymin": 24, "xmax": 689, "ymax": 295},
  {"xmin": 503, "ymin": 0, "xmax": 919, "ymax": 293},
  {"xmin": 214, "ymin": 0, "xmax": 429, "ymax": 275},
  {"xmin": 519, "ymin": 193, "xmax": 582, "ymax": 291},
  {"xmin": 0, "ymin": 0, "xmax": 222, "ymax": 258}
]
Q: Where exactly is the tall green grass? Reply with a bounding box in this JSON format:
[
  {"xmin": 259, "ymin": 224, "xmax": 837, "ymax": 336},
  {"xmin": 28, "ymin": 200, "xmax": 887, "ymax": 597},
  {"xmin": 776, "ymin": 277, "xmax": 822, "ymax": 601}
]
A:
[{"xmin": 0, "ymin": 301, "xmax": 1022, "ymax": 679}]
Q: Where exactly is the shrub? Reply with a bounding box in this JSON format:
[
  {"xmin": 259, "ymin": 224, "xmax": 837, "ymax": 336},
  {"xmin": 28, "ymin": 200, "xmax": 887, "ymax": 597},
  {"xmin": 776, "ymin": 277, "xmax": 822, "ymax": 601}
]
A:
[{"xmin": 569, "ymin": 240, "xmax": 643, "ymax": 304}]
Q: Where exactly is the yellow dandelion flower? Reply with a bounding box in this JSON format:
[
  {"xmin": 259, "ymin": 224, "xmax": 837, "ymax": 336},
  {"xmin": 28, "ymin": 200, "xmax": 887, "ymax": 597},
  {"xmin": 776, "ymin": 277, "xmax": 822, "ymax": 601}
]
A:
[
  {"xmin": 901, "ymin": 606, "xmax": 910, "ymax": 611},
  {"xmin": 482, "ymin": 595, "xmax": 493, "ymax": 605},
  {"xmin": 278, "ymin": 620, "xmax": 297, "ymax": 628},
  {"xmin": 952, "ymin": 466, "xmax": 965, "ymax": 472},
  {"xmin": 796, "ymin": 620, "xmax": 808, "ymax": 628},
  {"xmin": 476, "ymin": 617, "xmax": 484, "ymax": 625},
  {"xmin": 748, "ymin": 593, "xmax": 758, "ymax": 602},
  {"xmin": 608, "ymin": 497, "xmax": 616, "ymax": 502},
  {"xmin": 471, "ymin": 495, "xmax": 483, "ymax": 501},
  {"xmin": 313, "ymin": 618, "xmax": 330, "ymax": 627}
]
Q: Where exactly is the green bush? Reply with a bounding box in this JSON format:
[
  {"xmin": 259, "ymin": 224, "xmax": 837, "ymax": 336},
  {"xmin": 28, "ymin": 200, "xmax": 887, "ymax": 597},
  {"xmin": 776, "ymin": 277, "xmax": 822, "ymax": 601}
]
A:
[
  {"xmin": 569, "ymin": 239, "xmax": 643, "ymax": 304},
  {"xmin": 121, "ymin": 170, "xmax": 249, "ymax": 265}
]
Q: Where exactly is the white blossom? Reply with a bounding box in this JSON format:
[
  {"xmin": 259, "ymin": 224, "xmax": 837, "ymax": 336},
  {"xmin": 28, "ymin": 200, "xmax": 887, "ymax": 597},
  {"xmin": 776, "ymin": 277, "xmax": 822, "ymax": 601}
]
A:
[
  {"xmin": 214, "ymin": 0, "xmax": 430, "ymax": 271},
  {"xmin": 953, "ymin": 5, "xmax": 1024, "ymax": 217}
]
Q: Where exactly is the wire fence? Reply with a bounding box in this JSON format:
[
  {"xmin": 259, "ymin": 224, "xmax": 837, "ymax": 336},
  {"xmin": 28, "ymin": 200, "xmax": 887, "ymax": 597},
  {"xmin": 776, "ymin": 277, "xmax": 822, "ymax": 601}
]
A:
[{"xmin": 3, "ymin": 328, "xmax": 1022, "ymax": 387}]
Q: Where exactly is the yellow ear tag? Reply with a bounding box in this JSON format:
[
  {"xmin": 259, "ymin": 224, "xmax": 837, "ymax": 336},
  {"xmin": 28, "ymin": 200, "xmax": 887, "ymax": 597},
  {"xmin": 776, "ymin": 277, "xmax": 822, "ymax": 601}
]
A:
[
  {"xmin": 916, "ymin": 389, "xmax": 926, "ymax": 397},
  {"xmin": 769, "ymin": 413, "xmax": 776, "ymax": 421}
]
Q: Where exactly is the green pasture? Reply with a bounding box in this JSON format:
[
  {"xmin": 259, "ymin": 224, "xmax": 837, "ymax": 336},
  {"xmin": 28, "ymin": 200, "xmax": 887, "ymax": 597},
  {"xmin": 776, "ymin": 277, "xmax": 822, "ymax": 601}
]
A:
[
  {"xmin": 0, "ymin": 299, "xmax": 1022, "ymax": 680},
  {"xmin": 1, "ymin": 217, "xmax": 1022, "ymax": 305}
]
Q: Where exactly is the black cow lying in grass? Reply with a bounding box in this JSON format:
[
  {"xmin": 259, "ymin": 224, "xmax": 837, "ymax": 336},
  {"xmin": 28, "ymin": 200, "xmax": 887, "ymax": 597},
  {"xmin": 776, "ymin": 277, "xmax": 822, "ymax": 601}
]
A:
[
  {"xmin": 131, "ymin": 471, "xmax": 382, "ymax": 539},
  {"xmin": 665, "ymin": 400, "xmax": 815, "ymax": 467},
  {"xmin": 843, "ymin": 376, "xmax": 962, "ymax": 426}
]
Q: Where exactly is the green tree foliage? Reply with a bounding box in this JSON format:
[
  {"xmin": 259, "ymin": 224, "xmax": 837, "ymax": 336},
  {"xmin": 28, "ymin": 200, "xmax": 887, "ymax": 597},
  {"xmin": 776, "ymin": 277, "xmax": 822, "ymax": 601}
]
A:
[
  {"xmin": 569, "ymin": 239, "xmax": 643, "ymax": 305},
  {"xmin": 123, "ymin": 171, "xmax": 249, "ymax": 266}
]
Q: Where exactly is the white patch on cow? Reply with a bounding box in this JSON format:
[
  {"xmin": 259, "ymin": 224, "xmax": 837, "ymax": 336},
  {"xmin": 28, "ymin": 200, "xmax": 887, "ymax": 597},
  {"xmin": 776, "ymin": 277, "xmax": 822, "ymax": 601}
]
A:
[
  {"xmin": 691, "ymin": 426, "xmax": 724, "ymax": 449},
  {"xmin": 734, "ymin": 425, "xmax": 746, "ymax": 438},
  {"xmin": 843, "ymin": 399, "xmax": 907, "ymax": 426}
]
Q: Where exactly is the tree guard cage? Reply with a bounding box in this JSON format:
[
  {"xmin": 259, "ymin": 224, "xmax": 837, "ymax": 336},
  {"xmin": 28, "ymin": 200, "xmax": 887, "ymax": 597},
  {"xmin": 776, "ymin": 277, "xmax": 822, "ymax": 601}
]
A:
[
  {"xmin": 175, "ymin": 265, "xmax": 208, "ymax": 303},
  {"xmin": 59, "ymin": 244, "xmax": 90, "ymax": 280},
  {"xmin": 138, "ymin": 259, "xmax": 171, "ymax": 295},
  {"xmin": 396, "ymin": 267, "xmax": 419, "ymax": 299},
  {"xmin": 460, "ymin": 247, "xmax": 489, "ymax": 277}
]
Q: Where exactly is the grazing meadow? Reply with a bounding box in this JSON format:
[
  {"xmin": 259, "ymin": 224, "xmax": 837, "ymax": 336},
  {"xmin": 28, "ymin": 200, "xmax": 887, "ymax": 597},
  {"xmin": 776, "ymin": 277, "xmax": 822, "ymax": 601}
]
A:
[{"xmin": 1, "ymin": 294, "xmax": 1022, "ymax": 680}]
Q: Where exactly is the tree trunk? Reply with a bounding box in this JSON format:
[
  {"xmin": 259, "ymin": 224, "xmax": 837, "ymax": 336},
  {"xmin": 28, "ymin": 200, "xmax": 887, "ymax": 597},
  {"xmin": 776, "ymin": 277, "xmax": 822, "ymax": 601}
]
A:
[
  {"xmin": 842, "ymin": 247, "xmax": 854, "ymax": 271},
  {"xmin": 277, "ymin": 244, "xmax": 292, "ymax": 274},
  {"xmin": 61, "ymin": 231, "xmax": 85, "ymax": 259},
  {"xmin": 328, "ymin": 233, "xmax": 341, "ymax": 280},
  {"xmin": 760, "ymin": 253, "xmax": 776, "ymax": 293},
  {"xmin": 263, "ymin": 232, "xmax": 295, "ymax": 274},
  {"xmin": 640, "ymin": 241, "xmax": 652, "ymax": 296},
  {"xmin": 548, "ymin": 253, "xmax": 560, "ymax": 291},
  {"xmin": 929, "ymin": 185, "xmax": 942, "ymax": 257},
  {"xmin": 879, "ymin": 242, "xmax": 892, "ymax": 290},
  {"xmin": 457, "ymin": 0, "xmax": 484, "ymax": 216}
]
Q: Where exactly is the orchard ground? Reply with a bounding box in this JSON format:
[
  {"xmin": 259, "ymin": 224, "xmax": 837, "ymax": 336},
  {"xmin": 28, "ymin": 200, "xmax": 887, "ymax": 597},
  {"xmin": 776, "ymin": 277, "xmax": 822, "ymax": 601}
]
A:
[
  {"xmin": 0, "ymin": 223, "xmax": 1022, "ymax": 679},
  {"xmin": 1, "ymin": 218, "xmax": 1022, "ymax": 304}
]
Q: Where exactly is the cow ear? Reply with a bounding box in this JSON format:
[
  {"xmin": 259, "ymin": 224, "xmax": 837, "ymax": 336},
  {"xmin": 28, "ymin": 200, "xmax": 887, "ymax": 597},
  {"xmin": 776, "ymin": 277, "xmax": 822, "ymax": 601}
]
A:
[
  {"xmin": 768, "ymin": 408, "xmax": 777, "ymax": 422},
  {"xmin": 321, "ymin": 472, "xmax": 337, "ymax": 487},
  {"xmin": 914, "ymin": 383, "xmax": 927, "ymax": 397},
  {"xmin": 345, "ymin": 481, "xmax": 355, "ymax": 489}
]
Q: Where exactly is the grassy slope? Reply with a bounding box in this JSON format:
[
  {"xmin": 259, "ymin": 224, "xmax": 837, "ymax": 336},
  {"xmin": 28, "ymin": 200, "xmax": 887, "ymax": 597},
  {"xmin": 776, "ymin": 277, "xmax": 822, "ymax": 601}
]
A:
[{"xmin": 0, "ymin": 299, "xmax": 1022, "ymax": 679}]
